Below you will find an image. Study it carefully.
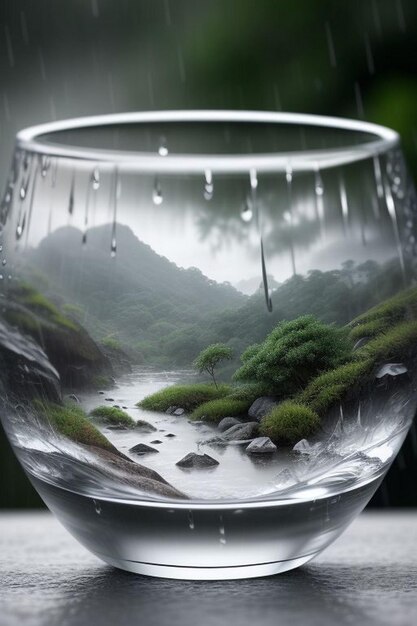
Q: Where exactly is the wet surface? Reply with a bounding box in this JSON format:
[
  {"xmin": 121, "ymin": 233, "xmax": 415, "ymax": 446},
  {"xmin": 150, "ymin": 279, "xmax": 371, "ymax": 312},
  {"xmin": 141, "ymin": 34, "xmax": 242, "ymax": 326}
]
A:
[{"xmin": 0, "ymin": 511, "xmax": 416, "ymax": 626}]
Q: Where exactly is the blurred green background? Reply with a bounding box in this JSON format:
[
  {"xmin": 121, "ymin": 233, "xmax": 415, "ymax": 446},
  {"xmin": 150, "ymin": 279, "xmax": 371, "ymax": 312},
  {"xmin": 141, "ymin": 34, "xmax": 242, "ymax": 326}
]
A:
[{"xmin": 0, "ymin": 0, "xmax": 416, "ymax": 507}]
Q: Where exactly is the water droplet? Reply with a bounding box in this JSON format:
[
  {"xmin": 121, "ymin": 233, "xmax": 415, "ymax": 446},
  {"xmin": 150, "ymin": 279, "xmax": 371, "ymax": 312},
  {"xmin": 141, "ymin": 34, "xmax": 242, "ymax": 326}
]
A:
[
  {"xmin": 40, "ymin": 155, "xmax": 50, "ymax": 178},
  {"xmin": 16, "ymin": 212, "xmax": 26, "ymax": 240},
  {"xmin": 82, "ymin": 232, "xmax": 87, "ymax": 246},
  {"xmin": 188, "ymin": 510, "xmax": 195, "ymax": 530},
  {"xmin": 286, "ymin": 163, "xmax": 293, "ymax": 184},
  {"xmin": 93, "ymin": 499, "xmax": 102, "ymax": 515},
  {"xmin": 91, "ymin": 167, "xmax": 100, "ymax": 190},
  {"xmin": 250, "ymin": 168, "xmax": 258, "ymax": 190},
  {"xmin": 373, "ymin": 155, "xmax": 384, "ymax": 199},
  {"xmin": 314, "ymin": 166, "xmax": 325, "ymax": 240},
  {"xmin": 110, "ymin": 169, "xmax": 119, "ymax": 257},
  {"xmin": 152, "ymin": 177, "xmax": 163, "ymax": 205},
  {"xmin": 0, "ymin": 245, "xmax": 3, "ymax": 252},
  {"xmin": 0, "ymin": 274, "xmax": 3, "ymax": 281},
  {"xmin": 219, "ymin": 515, "xmax": 226, "ymax": 545},
  {"xmin": 158, "ymin": 137, "xmax": 169, "ymax": 157},
  {"xmin": 261, "ymin": 238, "xmax": 273, "ymax": 312},
  {"xmin": 240, "ymin": 198, "xmax": 253, "ymax": 222},
  {"xmin": 204, "ymin": 169, "xmax": 213, "ymax": 200},
  {"xmin": 68, "ymin": 174, "xmax": 75, "ymax": 215},
  {"xmin": 339, "ymin": 177, "xmax": 349, "ymax": 234},
  {"xmin": 2, "ymin": 259, "xmax": 6, "ymax": 266},
  {"xmin": 20, "ymin": 178, "xmax": 29, "ymax": 200}
]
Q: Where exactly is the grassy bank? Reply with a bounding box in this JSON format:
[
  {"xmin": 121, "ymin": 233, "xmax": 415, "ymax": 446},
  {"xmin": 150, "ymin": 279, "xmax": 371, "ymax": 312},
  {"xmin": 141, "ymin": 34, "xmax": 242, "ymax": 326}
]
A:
[
  {"xmin": 138, "ymin": 383, "xmax": 232, "ymax": 412},
  {"xmin": 89, "ymin": 406, "xmax": 135, "ymax": 427}
]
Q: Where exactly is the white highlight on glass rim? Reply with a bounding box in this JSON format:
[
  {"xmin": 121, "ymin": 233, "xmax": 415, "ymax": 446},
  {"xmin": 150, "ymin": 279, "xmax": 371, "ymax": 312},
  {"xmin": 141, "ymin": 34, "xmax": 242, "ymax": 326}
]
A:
[{"xmin": 16, "ymin": 110, "xmax": 400, "ymax": 174}]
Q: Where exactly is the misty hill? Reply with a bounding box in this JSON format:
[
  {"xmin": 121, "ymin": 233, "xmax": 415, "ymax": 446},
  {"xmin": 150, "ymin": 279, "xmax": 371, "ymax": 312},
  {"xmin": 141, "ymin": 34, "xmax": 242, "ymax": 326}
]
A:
[{"xmin": 27, "ymin": 224, "xmax": 245, "ymax": 364}]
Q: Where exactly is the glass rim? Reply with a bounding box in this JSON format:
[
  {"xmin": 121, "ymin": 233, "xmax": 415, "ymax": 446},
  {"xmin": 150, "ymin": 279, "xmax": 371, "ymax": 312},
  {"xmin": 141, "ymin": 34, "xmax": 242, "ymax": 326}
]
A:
[{"xmin": 16, "ymin": 110, "xmax": 400, "ymax": 174}]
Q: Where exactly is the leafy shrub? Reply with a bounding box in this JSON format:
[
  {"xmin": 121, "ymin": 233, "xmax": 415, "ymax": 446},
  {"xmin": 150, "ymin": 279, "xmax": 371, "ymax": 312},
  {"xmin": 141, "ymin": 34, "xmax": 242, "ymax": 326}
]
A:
[
  {"xmin": 259, "ymin": 401, "xmax": 320, "ymax": 444},
  {"xmin": 34, "ymin": 401, "xmax": 118, "ymax": 453},
  {"xmin": 298, "ymin": 360, "xmax": 373, "ymax": 414},
  {"xmin": 191, "ymin": 397, "xmax": 250, "ymax": 423},
  {"xmin": 226, "ymin": 382, "xmax": 270, "ymax": 402},
  {"xmin": 234, "ymin": 315, "xmax": 351, "ymax": 396},
  {"xmin": 138, "ymin": 383, "xmax": 232, "ymax": 412},
  {"xmin": 101, "ymin": 335, "xmax": 123, "ymax": 351},
  {"xmin": 89, "ymin": 405, "xmax": 135, "ymax": 427}
]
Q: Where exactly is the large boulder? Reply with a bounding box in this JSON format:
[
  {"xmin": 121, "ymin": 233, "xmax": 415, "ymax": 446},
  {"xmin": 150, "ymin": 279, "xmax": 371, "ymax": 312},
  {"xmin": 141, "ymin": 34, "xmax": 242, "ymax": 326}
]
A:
[
  {"xmin": 375, "ymin": 363, "xmax": 408, "ymax": 381},
  {"xmin": 176, "ymin": 452, "xmax": 219, "ymax": 469},
  {"xmin": 135, "ymin": 419, "xmax": 157, "ymax": 432},
  {"xmin": 129, "ymin": 443, "xmax": 159, "ymax": 455},
  {"xmin": 221, "ymin": 421, "xmax": 259, "ymax": 441},
  {"xmin": 248, "ymin": 396, "xmax": 279, "ymax": 422},
  {"xmin": 246, "ymin": 437, "xmax": 277, "ymax": 454},
  {"xmin": 218, "ymin": 417, "xmax": 241, "ymax": 432}
]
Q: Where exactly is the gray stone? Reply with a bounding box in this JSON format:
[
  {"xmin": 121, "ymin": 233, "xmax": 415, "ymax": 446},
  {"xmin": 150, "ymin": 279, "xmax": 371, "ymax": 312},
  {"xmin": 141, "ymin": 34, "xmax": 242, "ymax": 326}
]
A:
[
  {"xmin": 150, "ymin": 439, "xmax": 163, "ymax": 445},
  {"xmin": 292, "ymin": 439, "xmax": 311, "ymax": 454},
  {"xmin": 166, "ymin": 406, "xmax": 177, "ymax": 414},
  {"xmin": 165, "ymin": 433, "xmax": 176, "ymax": 438},
  {"xmin": 218, "ymin": 417, "xmax": 241, "ymax": 432},
  {"xmin": 176, "ymin": 452, "xmax": 219, "ymax": 469},
  {"xmin": 129, "ymin": 443, "xmax": 159, "ymax": 455},
  {"xmin": 105, "ymin": 398, "xmax": 114, "ymax": 402},
  {"xmin": 222, "ymin": 422, "xmax": 259, "ymax": 441},
  {"xmin": 135, "ymin": 419, "xmax": 157, "ymax": 432},
  {"xmin": 106, "ymin": 424, "xmax": 129, "ymax": 431},
  {"xmin": 248, "ymin": 397, "xmax": 279, "ymax": 422},
  {"xmin": 246, "ymin": 437, "xmax": 277, "ymax": 454},
  {"xmin": 173, "ymin": 407, "xmax": 185, "ymax": 416},
  {"xmin": 375, "ymin": 363, "xmax": 408, "ymax": 379}
]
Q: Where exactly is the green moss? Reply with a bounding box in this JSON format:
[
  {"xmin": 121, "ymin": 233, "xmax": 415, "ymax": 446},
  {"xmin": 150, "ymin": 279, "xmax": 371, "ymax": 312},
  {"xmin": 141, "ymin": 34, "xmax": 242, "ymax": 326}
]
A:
[
  {"xmin": 89, "ymin": 405, "xmax": 135, "ymax": 427},
  {"xmin": 350, "ymin": 287, "xmax": 417, "ymax": 329},
  {"xmin": 34, "ymin": 400, "xmax": 118, "ymax": 453},
  {"xmin": 191, "ymin": 397, "xmax": 250, "ymax": 423},
  {"xmin": 138, "ymin": 383, "xmax": 232, "ymax": 412},
  {"xmin": 349, "ymin": 318, "xmax": 391, "ymax": 342},
  {"xmin": 259, "ymin": 401, "xmax": 320, "ymax": 444},
  {"xmin": 298, "ymin": 359, "xmax": 374, "ymax": 415},
  {"xmin": 355, "ymin": 320, "xmax": 417, "ymax": 363},
  {"xmin": 13, "ymin": 284, "xmax": 78, "ymax": 331},
  {"xmin": 101, "ymin": 336, "xmax": 123, "ymax": 351},
  {"xmin": 91, "ymin": 375, "xmax": 114, "ymax": 390}
]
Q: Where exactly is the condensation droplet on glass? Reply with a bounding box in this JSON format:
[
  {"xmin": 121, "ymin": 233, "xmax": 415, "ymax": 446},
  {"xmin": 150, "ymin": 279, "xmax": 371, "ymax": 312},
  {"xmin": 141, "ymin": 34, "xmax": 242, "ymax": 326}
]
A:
[
  {"xmin": 240, "ymin": 199, "xmax": 253, "ymax": 223},
  {"xmin": 41, "ymin": 155, "xmax": 50, "ymax": 178},
  {"xmin": 68, "ymin": 175, "xmax": 75, "ymax": 215},
  {"xmin": 250, "ymin": 168, "xmax": 258, "ymax": 190},
  {"xmin": 188, "ymin": 510, "xmax": 195, "ymax": 530},
  {"xmin": 82, "ymin": 232, "xmax": 87, "ymax": 246},
  {"xmin": 110, "ymin": 237, "xmax": 117, "ymax": 258},
  {"xmin": 93, "ymin": 499, "xmax": 102, "ymax": 515},
  {"xmin": 2, "ymin": 259, "xmax": 6, "ymax": 266},
  {"xmin": 204, "ymin": 169, "xmax": 213, "ymax": 200},
  {"xmin": 152, "ymin": 177, "xmax": 163, "ymax": 205},
  {"xmin": 91, "ymin": 167, "xmax": 100, "ymax": 190},
  {"xmin": 158, "ymin": 137, "xmax": 169, "ymax": 157}
]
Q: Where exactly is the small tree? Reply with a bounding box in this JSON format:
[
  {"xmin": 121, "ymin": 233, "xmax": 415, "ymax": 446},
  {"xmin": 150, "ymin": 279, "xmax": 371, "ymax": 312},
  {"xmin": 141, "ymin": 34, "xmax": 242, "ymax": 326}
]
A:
[{"xmin": 193, "ymin": 343, "xmax": 233, "ymax": 388}]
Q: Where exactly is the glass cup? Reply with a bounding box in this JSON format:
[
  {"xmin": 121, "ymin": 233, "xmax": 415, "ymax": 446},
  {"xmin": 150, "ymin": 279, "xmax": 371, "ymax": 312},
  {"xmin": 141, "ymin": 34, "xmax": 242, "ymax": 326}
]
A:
[{"xmin": 0, "ymin": 111, "xmax": 415, "ymax": 579}]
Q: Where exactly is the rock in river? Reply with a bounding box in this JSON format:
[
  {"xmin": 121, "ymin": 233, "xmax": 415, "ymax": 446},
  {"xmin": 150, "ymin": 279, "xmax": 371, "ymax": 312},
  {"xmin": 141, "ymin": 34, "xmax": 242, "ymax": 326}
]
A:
[
  {"xmin": 173, "ymin": 407, "xmax": 185, "ymax": 416},
  {"xmin": 246, "ymin": 437, "xmax": 277, "ymax": 454},
  {"xmin": 129, "ymin": 443, "xmax": 159, "ymax": 455},
  {"xmin": 176, "ymin": 452, "xmax": 219, "ymax": 469},
  {"xmin": 375, "ymin": 363, "xmax": 408, "ymax": 380},
  {"xmin": 218, "ymin": 417, "xmax": 241, "ymax": 432},
  {"xmin": 221, "ymin": 421, "xmax": 259, "ymax": 441},
  {"xmin": 135, "ymin": 419, "xmax": 157, "ymax": 432},
  {"xmin": 248, "ymin": 397, "xmax": 279, "ymax": 421}
]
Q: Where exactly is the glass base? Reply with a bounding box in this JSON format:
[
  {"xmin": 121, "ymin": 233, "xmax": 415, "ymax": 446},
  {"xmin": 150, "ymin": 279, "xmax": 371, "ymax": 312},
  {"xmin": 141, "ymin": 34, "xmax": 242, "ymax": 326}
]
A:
[{"xmin": 96, "ymin": 553, "xmax": 316, "ymax": 580}]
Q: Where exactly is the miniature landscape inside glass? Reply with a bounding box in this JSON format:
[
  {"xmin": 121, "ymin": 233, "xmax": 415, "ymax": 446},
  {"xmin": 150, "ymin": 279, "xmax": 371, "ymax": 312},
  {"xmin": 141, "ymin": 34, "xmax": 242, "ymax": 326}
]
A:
[{"xmin": 0, "ymin": 149, "xmax": 416, "ymax": 501}]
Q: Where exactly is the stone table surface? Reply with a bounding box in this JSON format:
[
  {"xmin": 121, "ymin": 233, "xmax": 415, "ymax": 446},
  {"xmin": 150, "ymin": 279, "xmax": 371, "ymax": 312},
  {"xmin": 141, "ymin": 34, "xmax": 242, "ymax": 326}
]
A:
[{"xmin": 0, "ymin": 511, "xmax": 416, "ymax": 626}]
